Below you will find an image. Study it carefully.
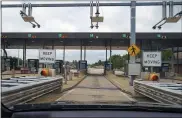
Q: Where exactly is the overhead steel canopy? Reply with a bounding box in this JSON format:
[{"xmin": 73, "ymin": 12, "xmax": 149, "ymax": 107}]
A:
[
  {"xmin": 2, "ymin": 32, "xmax": 181, "ymax": 39},
  {"xmin": 1, "ymin": 32, "xmax": 182, "ymax": 50},
  {"xmin": 2, "ymin": 2, "xmax": 182, "ymax": 8}
]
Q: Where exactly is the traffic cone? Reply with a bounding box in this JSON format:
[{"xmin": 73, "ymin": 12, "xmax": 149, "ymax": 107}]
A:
[{"xmin": 149, "ymin": 73, "xmax": 159, "ymax": 81}]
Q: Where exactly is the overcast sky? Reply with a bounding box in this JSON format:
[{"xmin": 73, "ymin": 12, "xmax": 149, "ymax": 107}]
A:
[{"xmin": 2, "ymin": 1, "xmax": 182, "ymax": 63}]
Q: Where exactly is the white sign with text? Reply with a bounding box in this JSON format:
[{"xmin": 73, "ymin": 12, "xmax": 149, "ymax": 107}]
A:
[
  {"xmin": 39, "ymin": 49, "xmax": 56, "ymax": 64},
  {"xmin": 143, "ymin": 52, "xmax": 161, "ymax": 67}
]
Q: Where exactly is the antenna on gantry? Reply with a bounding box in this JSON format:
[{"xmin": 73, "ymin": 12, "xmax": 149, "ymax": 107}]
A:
[
  {"xmin": 20, "ymin": 1, "xmax": 41, "ymax": 28},
  {"xmin": 90, "ymin": 0, "xmax": 104, "ymax": 29}
]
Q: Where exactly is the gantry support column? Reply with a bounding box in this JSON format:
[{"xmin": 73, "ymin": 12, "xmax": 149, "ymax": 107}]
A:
[
  {"xmin": 84, "ymin": 46, "xmax": 86, "ymax": 61},
  {"xmin": 80, "ymin": 41, "xmax": 83, "ymax": 61},
  {"xmin": 171, "ymin": 47, "xmax": 174, "ymax": 74},
  {"xmin": 63, "ymin": 45, "xmax": 67, "ymax": 84},
  {"xmin": 150, "ymin": 40, "xmax": 153, "ymax": 72},
  {"xmin": 105, "ymin": 47, "xmax": 108, "ymax": 75},
  {"xmin": 110, "ymin": 42, "xmax": 112, "ymax": 70},
  {"xmin": 23, "ymin": 39, "xmax": 26, "ymax": 67},
  {"xmin": 177, "ymin": 47, "xmax": 179, "ymax": 74},
  {"xmin": 52, "ymin": 40, "xmax": 54, "ymax": 49},
  {"xmin": 129, "ymin": 1, "xmax": 136, "ymax": 86}
]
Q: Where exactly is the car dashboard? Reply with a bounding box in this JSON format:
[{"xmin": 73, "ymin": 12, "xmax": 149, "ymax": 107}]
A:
[{"xmin": 12, "ymin": 110, "xmax": 182, "ymax": 118}]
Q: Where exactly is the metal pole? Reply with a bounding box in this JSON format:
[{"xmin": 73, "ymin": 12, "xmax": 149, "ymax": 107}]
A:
[
  {"xmin": 2, "ymin": 2, "xmax": 182, "ymax": 8},
  {"xmin": 177, "ymin": 47, "xmax": 179, "ymax": 74},
  {"xmin": 110, "ymin": 42, "xmax": 112, "ymax": 70},
  {"xmin": 150, "ymin": 40, "xmax": 153, "ymax": 72},
  {"xmin": 171, "ymin": 47, "xmax": 174, "ymax": 73},
  {"xmin": 162, "ymin": 1, "xmax": 167, "ymax": 19},
  {"xmin": 104, "ymin": 47, "xmax": 107, "ymax": 74},
  {"xmin": 18, "ymin": 49, "xmax": 19, "ymax": 66},
  {"xmin": 63, "ymin": 45, "xmax": 65, "ymax": 67},
  {"xmin": 63, "ymin": 45, "xmax": 67, "ymax": 84},
  {"xmin": 80, "ymin": 41, "xmax": 82, "ymax": 61},
  {"xmin": 110, "ymin": 43, "xmax": 112, "ymax": 70},
  {"xmin": 52, "ymin": 40, "xmax": 54, "ymax": 49},
  {"xmin": 169, "ymin": 1, "xmax": 174, "ymax": 18},
  {"xmin": 84, "ymin": 46, "xmax": 86, "ymax": 60},
  {"xmin": 42, "ymin": 42, "xmax": 46, "ymax": 68},
  {"xmin": 140, "ymin": 40, "xmax": 143, "ymax": 72},
  {"xmin": 128, "ymin": 41, "xmax": 130, "ymax": 64},
  {"xmin": 106, "ymin": 47, "xmax": 108, "ymax": 63},
  {"xmin": 129, "ymin": 1, "xmax": 136, "ymax": 86},
  {"xmin": 23, "ymin": 40, "xmax": 25, "ymax": 67},
  {"xmin": 25, "ymin": 40, "xmax": 26, "ymax": 68}
]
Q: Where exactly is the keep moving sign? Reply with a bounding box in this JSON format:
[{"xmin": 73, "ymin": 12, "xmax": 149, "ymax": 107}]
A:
[
  {"xmin": 142, "ymin": 52, "xmax": 161, "ymax": 67},
  {"xmin": 39, "ymin": 49, "xmax": 56, "ymax": 64}
]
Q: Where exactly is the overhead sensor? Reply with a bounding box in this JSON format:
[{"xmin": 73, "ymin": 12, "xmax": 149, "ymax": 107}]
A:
[{"xmin": 20, "ymin": 3, "xmax": 41, "ymax": 28}]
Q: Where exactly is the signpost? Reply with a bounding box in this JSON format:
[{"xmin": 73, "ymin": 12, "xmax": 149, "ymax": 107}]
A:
[
  {"xmin": 128, "ymin": 44, "xmax": 140, "ymax": 57},
  {"xmin": 127, "ymin": 44, "xmax": 141, "ymax": 86}
]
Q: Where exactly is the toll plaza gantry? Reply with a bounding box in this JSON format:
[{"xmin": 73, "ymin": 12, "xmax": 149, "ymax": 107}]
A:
[
  {"xmin": 1, "ymin": 32, "xmax": 182, "ymax": 71},
  {"xmin": 2, "ymin": 1, "xmax": 182, "ymax": 85}
]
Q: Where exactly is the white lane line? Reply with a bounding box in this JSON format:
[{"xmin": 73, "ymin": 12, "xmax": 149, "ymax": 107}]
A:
[
  {"xmin": 56, "ymin": 89, "xmax": 75, "ymax": 101},
  {"xmin": 112, "ymin": 79, "xmax": 136, "ymax": 102},
  {"xmin": 119, "ymin": 91, "xmax": 135, "ymax": 102}
]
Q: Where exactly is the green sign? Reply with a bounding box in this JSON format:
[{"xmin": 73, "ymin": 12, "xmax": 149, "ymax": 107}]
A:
[
  {"xmin": 157, "ymin": 34, "xmax": 161, "ymax": 38},
  {"xmin": 122, "ymin": 34, "xmax": 126, "ymax": 38},
  {"xmin": 90, "ymin": 34, "xmax": 94, "ymax": 38},
  {"xmin": 28, "ymin": 34, "xmax": 32, "ymax": 38},
  {"xmin": 58, "ymin": 34, "xmax": 62, "ymax": 38}
]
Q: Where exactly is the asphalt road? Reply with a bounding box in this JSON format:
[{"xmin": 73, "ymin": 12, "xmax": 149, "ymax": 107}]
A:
[{"xmin": 56, "ymin": 76, "xmax": 135, "ymax": 103}]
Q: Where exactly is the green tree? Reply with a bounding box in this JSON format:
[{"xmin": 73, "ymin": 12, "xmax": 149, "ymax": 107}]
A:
[
  {"xmin": 109, "ymin": 54, "xmax": 123, "ymax": 69},
  {"xmin": 162, "ymin": 50, "xmax": 173, "ymax": 61},
  {"xmin": 98, "ymin": 60, "xmax": 102, "ymax": 65}
]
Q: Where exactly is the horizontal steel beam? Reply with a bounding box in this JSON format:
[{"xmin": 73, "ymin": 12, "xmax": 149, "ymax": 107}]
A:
[{"xmin": 2, "ymin": 2, "xmax": 182, "ymax": 8}]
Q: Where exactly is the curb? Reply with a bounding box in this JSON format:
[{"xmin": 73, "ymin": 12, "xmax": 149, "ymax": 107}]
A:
[
  {"xmin": 104, "ymin": 75, "xmax": 133, "ymax": 96},
  {"xmin": 61, "ymin": 75, "xmax": 87, "ymax": 93}
]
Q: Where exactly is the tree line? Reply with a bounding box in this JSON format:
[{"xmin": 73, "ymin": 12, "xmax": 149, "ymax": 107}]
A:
[{"xmin": 90, "ymin": 50, "xmax": 173, "ymax": 69}]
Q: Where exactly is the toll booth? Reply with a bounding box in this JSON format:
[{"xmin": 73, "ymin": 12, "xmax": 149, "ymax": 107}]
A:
[
  {"xmin": 3, "ymin": 57, "xmax": 18, "ymax": 71},
  {"xmin": 27, "ymin": 59, "xmax": 39, "ymax": 72},
  {"xmin": 78, "ymin": 60, "xmax": 87, "ymax": 70},
  {"xmin": 54, "ymin": 60, "xmax": 64, "ymax": 74},
  {"xmin": 104, "ymin": 62, "xmax": 113, "ymax": 71},
  {"xmin": 161, "ymin": 63, "xmax": 170, "ymax": 72}
]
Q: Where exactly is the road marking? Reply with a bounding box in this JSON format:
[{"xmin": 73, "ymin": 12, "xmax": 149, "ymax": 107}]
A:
[
  {"xmin": 112, "ymin": 79, "xmax": 136, "ymax": 102},
  {"xmin": 119, "ymin": 90, "xmax": 135, "ymax": 102},
  {"xmin": 56, "ymin": 89, "xmax": 75, "ymax": 101}
]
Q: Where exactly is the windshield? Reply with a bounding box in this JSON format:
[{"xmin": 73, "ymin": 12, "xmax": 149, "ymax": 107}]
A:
[{"xmin": 1, "ymin": 0, "xmax": 182, "ymax": 111}]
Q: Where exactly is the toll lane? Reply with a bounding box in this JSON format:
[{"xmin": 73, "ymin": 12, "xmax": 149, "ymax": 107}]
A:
[{"xmin": 56, "ymin": 76, "xmax": 135, "ymax": 103}]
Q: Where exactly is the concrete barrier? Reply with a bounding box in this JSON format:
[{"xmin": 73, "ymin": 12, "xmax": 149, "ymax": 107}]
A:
[
  {"xmin": 114, "ymin": 71, "xmax": 125, "ymax": 76},
  {"xmin": 134, "ymin": 80, "xmax": 182, "ymax": 105},
  {"xmin": 87, "ymin": 68, "xmax": 104, "ymax": 75},
  {"xmin": 2, "ymin": 76, "xmax": 63, "ymax": 108}
]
